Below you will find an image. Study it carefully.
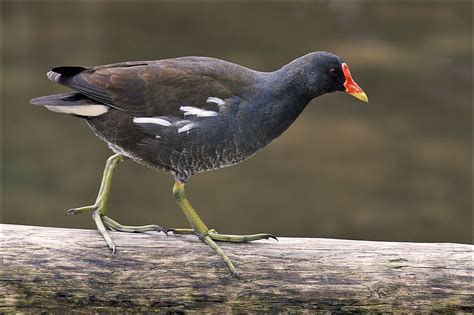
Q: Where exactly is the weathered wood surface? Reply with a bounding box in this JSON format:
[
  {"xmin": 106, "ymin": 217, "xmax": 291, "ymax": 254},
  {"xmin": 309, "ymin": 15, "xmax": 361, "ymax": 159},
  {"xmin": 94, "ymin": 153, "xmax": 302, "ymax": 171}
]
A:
[{"xmin": 1, "ymin": 224, "xmax": 472, "ymax": 312}]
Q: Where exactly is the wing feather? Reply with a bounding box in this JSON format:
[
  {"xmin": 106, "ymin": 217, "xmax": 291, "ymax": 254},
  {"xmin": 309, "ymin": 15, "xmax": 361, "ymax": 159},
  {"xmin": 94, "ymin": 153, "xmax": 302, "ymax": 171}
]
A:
[{"xmin": 48, "ymin": 57, "xmax": 248, "ymax": 117}]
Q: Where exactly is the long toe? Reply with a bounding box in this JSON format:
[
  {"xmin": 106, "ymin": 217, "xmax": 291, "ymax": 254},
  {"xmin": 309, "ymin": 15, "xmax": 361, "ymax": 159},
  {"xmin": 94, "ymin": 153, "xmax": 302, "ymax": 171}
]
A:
[
  {"xmin": 202, "ymin": 235, "xmax": 239, "ymax": 278},
  {"xmin": 209, "ymin": 232, "xmax": 278, "ymax": 243},
  {"xmin": 102, "ymin": 216, "xmax": 167, "ymax": 234},
  {"xmin": 65, "ymin": 204, "xmax": 98, "ymax": 216}
]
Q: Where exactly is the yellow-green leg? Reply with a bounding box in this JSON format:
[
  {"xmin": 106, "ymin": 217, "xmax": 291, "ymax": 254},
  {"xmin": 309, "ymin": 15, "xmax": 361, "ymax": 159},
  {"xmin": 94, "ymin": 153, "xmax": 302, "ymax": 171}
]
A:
[
  {"xmin": 170, "ymin": 181, "xmax": 276, "ymax": 277},
  {"xmin": 67, "ymin": 154, "xmax": 166, "ymax": 252}
]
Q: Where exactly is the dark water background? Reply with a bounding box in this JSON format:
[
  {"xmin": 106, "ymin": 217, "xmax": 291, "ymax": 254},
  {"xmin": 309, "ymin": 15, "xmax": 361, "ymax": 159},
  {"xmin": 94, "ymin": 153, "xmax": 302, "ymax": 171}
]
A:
[{"xmin": 2, "ymin": 2, "xmax": 472, "ymax": 244}]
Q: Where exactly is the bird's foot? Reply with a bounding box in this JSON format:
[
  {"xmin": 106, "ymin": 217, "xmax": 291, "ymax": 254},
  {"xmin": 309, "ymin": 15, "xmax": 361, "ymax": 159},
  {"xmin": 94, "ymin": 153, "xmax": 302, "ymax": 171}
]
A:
[
  {"xmin": 168, "ymin": 228, "xmax": 277, "ymax": 242},
  {"xmin": 168, "ymin": 228, "xmax": 277, "ymax": 278},
  {"xmin": 67, "ymin": 203, "xmax": 166, "ymax": 252}
]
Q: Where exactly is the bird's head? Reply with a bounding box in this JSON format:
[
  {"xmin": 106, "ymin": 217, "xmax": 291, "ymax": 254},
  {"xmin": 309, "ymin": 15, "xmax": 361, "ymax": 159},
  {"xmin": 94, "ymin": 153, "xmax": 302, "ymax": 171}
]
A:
[{"xmin": 300, "ymin": 51, "xmax": 368, "ymax": 102}]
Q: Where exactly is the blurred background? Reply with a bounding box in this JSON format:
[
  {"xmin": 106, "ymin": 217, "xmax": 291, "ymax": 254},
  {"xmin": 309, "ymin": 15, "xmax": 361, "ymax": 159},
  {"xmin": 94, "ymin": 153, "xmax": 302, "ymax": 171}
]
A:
[{"xmin": 2, "ymin": 2, "xmax": 472, "ymax": 244}]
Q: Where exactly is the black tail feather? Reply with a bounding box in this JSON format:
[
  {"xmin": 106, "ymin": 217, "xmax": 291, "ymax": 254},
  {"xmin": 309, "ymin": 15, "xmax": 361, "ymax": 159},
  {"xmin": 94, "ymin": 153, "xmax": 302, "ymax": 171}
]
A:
[
  {"xmin": 51, "ymin": 66, "xmax": 87, "ymax": 76},
  {"xmin": 30, "ymin": 92, "xmax": 92, "ymax": 106},
  {"xmin": 47, "ymin": 66, "xmax": 88, "ymax": 83}
]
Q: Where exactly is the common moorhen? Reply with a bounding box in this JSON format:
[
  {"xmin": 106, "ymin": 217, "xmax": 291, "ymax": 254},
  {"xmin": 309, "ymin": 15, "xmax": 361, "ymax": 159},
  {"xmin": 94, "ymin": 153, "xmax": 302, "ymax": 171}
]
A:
[{"xmin": 31, "ymin": 51, "xmax": 368, "ymax": 277}]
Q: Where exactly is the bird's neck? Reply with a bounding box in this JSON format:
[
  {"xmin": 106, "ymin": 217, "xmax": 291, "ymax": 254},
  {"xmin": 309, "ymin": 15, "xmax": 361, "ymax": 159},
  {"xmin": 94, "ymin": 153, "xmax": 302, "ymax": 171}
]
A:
[
  {"xmin": 239, "ymin": 65, "xmax": 315, "ymax": 150},
  {"xmin": 270, "ymin": 58, "xmax": 317, "ymax": 103},
  {"xmin": 261, "ymin": 62, "xmax": 316, "ymax": 123}
]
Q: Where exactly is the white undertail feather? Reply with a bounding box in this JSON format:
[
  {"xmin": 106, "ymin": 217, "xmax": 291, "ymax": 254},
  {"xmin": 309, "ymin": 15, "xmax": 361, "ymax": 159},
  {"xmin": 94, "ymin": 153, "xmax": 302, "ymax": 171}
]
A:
[
  {"xmin": 44, "ymin": 105, "xmax": 109, "ymax": 116},
  {"xmin": 133, "ymin": 117, "xmax": 172, "ymax": 126}
]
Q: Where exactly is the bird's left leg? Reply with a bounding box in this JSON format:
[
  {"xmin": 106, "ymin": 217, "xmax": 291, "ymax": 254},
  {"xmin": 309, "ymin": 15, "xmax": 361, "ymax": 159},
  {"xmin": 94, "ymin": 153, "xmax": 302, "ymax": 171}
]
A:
[
  {"xmin": 67, "ymin": 153, "xmax": 166, "ymax": 251},
  {"xmin": 170, "ymin": 181, "xmax": 276, "ymax": 277}
]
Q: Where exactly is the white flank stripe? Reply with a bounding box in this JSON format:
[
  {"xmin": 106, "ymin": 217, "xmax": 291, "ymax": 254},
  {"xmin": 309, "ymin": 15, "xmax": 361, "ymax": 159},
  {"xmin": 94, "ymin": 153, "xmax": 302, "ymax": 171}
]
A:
[
  {"xmin": 180, "ymin": 106, "xmax": 218, "ymax": 117},
  {"xmin": 206, "ymin": 97, "xmax": 225, "ymax": 106},
  {"xmin": 44, "ymin": 105, "xmax": 109, "ymax": 116},
  {"xmin": 133, "ymin": 117, "xmax": 171, "ymax": 126},
  {"xmin": 178, "ymin": 123, "xmax": 197, "ymax": 133}
]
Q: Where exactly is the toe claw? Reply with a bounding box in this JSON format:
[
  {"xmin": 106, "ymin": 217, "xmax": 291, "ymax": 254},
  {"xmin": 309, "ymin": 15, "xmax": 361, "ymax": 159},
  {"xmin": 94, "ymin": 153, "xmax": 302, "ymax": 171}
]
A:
[
  {"xmin": 151, "ymin": 225, "xmax": 167, "ymax": 235},
  {"xmin": 267, "ymin": 234, "xmax": 278, "ymax": 241},
  {"xmin": 154, "ymin": 225, "xmax": 167, "ymax": 234},
  {"xmin": 66, "ymin": 208, "xmax": 77, "ymax": 216},
  {"xmin": 110, "ymin": 244, "xmax": 116, "ymax": 254},
  {"xmin": 66, "ymin": 205, "xmax": 97, "ymax": 216},
  {"xmin": 166, "ymin": 228, "xmax": 195, "ymax": 235}
]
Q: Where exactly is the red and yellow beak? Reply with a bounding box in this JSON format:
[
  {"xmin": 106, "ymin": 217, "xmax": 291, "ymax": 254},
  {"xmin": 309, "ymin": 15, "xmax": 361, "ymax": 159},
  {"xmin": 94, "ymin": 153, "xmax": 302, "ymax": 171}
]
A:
[{"xmin": 342, "ymin": 63, "xmax": 368, "ymax": 103}]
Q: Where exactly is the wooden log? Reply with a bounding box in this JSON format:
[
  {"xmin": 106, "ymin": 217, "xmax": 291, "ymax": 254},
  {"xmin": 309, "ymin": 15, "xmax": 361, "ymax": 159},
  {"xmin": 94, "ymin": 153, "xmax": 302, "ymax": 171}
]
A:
[{"xmin": 1, "ymin": 224, "xmax": 472, "ymax": 312}]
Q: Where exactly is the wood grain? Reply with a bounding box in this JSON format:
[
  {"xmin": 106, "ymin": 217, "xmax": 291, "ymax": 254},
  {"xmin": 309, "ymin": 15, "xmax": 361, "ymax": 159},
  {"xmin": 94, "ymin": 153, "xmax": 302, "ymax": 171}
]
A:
[{"xmin": 1, "ymin": 224, "xmax": 472, "ymax": 312}]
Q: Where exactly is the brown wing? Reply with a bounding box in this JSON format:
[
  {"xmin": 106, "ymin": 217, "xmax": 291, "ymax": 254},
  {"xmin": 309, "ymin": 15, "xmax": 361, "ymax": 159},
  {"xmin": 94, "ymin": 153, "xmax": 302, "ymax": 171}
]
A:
[{"xmin": 49, "ymin": 57, "xmax": 248, "ymax": 117}]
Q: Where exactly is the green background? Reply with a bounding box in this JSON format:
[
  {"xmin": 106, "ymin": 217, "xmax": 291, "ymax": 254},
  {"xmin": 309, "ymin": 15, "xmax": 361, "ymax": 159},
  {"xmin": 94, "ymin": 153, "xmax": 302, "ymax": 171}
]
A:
[{"xmin": 2, "ymin": 1, "xmax": 472, "ymax": 244}]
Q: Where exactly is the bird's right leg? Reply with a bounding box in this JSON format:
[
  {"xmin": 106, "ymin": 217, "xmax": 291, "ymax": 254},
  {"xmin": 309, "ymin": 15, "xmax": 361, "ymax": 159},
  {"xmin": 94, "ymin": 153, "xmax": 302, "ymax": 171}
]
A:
[
  {"xmin": 170, "ymin": 181, "xmax": 276, "ymax": 278},
  {"xmin": 67, "ymin": 153, "xmax": 166, "ymax": 252}
]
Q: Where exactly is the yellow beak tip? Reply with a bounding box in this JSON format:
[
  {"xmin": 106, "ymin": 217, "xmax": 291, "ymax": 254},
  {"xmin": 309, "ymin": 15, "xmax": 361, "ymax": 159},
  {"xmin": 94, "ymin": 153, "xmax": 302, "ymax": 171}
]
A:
[{"xmin": 351, "ymin": 92, "xmax": 369, "ymax": 103}]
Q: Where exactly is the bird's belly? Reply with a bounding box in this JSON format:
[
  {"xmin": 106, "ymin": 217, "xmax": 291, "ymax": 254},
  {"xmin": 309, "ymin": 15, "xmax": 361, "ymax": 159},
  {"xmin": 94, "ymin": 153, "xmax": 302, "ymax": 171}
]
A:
[
  {"xmin": 86, "ymin": 115, "xmax": 259, "ymax": 181},
  {"xmin": 152, "ymin": 133, "xmax": 258, "ymax": 181}
]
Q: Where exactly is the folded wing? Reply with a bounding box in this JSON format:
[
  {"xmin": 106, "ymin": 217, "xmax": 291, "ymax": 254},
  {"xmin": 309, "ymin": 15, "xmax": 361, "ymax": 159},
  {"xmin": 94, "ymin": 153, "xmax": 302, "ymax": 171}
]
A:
[{"xmin": 46, "ymin": 58, "xmax": 238, "ymax": 117}]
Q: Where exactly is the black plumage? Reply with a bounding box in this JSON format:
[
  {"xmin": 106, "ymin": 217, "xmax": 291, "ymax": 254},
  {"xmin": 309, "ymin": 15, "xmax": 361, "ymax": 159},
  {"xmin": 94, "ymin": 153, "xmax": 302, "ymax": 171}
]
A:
[{"xmin": 32, "ymin": 52, "xmax": 362, "ymax": 182}]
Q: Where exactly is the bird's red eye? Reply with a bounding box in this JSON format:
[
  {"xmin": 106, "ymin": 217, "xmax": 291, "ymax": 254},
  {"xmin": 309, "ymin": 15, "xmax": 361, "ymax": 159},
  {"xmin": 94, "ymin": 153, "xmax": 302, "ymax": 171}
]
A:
[{"xmin": 328, "ymin": 67, "xmax": 338, "ymax": 76}]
